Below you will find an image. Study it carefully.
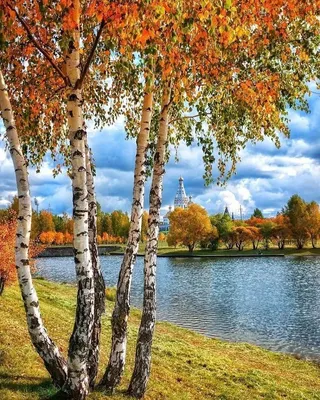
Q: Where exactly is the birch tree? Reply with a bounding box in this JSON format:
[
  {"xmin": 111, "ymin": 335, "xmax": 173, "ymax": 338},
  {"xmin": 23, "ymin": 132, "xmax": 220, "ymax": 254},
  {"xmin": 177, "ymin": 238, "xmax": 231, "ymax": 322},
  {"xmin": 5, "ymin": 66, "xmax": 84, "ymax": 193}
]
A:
[
  {"xmin": 127, "ymin": 1, "xmax": 320, "ymax": 397},
  {"xmin": 100, "ymin": 69, "xmax": 154, "ymax": 391},
  {"xmin": 2, "ymin": 1, "xmax": 151, "ymax": 396},
  {"xmin": 0, "ymin": 1, "xmax": 114, "ymax": 396},
  {"xmin": 128, "ymin": 84, "xmax": 171, "ymax": 397},
  {"xmin": 0, "ymin": 70, "xmax": 68, "ymax": 387}
]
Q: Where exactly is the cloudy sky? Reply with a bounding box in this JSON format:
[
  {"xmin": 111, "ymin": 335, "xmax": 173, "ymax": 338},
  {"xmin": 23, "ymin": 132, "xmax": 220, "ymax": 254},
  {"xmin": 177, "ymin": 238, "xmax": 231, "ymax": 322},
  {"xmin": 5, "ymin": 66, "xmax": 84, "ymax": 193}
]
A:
[{"xmin": 0, "ymin": 88, "xmax": 319, "ymax": 219}]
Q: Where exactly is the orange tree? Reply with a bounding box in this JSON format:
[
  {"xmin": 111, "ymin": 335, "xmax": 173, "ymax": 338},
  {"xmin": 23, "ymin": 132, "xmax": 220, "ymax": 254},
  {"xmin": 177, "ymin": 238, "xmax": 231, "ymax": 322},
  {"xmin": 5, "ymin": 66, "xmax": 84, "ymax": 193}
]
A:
[
  {"xmin": 168, "ymin": 204, "xmax": 214, "ymax": 252},
  {"xmin": 0, "ymin": 218, "xmax": 16, "ymax": 295},
  {"xmin": 272, "ymin": 214, "xmax": 291, "ymax": 249},
  {"xmin": 246, "ymin": 226, "xmax": 263, "ymax": 250},
  {"xmin": 0, "ymin": 216, "xmax": 44, "ymax": 295},
  {"xmin": 233, "ymin": 226, "xmax": 253, "ymax": 251}
]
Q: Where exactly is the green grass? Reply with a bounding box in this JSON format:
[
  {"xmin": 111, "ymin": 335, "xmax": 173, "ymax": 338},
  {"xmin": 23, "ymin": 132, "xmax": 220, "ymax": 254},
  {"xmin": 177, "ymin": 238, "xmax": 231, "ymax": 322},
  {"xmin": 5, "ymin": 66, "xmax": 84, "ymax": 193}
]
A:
[
  {"xmin": 108, "ymin": 243, "xmax": 320, "ymax": 257},
  {"xmin": 1, "ymin": 279, "xmax": 320, "ymax": 399},
  {"xmin": 156, "ymin": 246, "xmax": 320, "ymax": 257}
]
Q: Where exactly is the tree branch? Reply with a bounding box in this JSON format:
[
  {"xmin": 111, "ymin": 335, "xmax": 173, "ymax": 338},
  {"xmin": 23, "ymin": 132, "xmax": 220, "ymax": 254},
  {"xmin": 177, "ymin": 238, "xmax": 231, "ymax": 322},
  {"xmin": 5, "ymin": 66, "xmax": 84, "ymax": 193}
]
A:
[
  {"xmin": 9, "ymin": 4, "xmax": 69, "ymax": 86},
  {"xmin": 169, "ymin": 111, "xmax": 211, "ymax": 124},
  {"xmin": 76, "ymin": 20, "xmax": 106, "ymax": 89}
]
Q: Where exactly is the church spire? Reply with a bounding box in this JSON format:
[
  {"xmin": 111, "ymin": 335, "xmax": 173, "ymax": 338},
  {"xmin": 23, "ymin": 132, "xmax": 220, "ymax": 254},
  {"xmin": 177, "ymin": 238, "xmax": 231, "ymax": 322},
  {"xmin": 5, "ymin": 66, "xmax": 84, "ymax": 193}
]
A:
[
  {"xmin": 174, "ymin": 176, "xmax": 189, "ymax": 208},
  {"xmin": 224, "ymin": 206, "xmax": 230, "ymax": 217}
]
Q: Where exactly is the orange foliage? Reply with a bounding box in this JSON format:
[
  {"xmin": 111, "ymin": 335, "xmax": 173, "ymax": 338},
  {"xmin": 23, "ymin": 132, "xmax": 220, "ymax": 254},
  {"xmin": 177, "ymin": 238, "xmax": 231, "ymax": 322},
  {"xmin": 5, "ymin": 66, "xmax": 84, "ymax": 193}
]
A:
[
  {"xmin": 98, "ymin": 232, "xmax": 125, "ymax": 245},
  {"xmin": 54, "ymin": 232, "xmax": 64, "ymax": 245},
  {"xmin": 0, "ymin": 219, "xmax": 16, "ymax": 292},
  {"xmin": 39, "ymin": 231, "xmax": 74, "ymax": 245},
  {"xmin": 39, "ymin": 231, "xmax": 56, "ymax": 245},
  {"xmin": 64, "ymin": 232, "xmax": 73, "ymax": 244},
  {"xmin": 158, "ymin": 233, "xmax": 166, "ymax": 242},
  {"xmin": 0, "ymin": 218, "xmax": 44, "ymax": 294}
]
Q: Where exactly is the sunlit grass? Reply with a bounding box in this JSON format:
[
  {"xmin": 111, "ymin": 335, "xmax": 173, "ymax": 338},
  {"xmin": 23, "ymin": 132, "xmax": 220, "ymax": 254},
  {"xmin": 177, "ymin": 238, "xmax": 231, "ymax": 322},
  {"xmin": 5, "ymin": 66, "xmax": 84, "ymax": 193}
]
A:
[{"xmin": 1, "ymin": 279, "xmax": 320, "ymax": 399}]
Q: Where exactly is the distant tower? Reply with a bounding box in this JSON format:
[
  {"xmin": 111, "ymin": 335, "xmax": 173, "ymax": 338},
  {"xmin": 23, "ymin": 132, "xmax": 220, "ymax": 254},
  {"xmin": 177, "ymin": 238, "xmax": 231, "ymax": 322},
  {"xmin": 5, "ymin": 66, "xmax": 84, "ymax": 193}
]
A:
[
  {"xmin": 224, "ymin": 206, "xmax": 230, "ymax": 218},
  {"xmin": 231, "ymin": 212, "xmax": 235, "ymax": 221},
  {"xmin": 34, "ymin": 197, "xmax": 39, "ymax": 214},
  {"xmin": 174, "ymin": 176, "xmax": 190, "ymax": 209}
]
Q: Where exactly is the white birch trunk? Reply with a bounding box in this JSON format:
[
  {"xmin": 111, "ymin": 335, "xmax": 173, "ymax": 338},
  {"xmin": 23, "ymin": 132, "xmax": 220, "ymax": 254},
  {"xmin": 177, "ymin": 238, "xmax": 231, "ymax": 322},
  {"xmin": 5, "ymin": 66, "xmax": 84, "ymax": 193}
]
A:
[
  {"xmin": 62, "ymin": 2, "xmax": 95, "ymax": 398},
  {"xmin": 0, "ymin": 70, "xmax": 67, "ymax": 387},
  {"xmin": 85, "ymin": 142, "xmax": 105, "ymax": 389},
  {"xmin": 128, "ymin": 86, "xmax": 171, "ymax": 398},
  {"xmin": 100, "ymin": 85, "xmax": 153, "ymax": 391}
]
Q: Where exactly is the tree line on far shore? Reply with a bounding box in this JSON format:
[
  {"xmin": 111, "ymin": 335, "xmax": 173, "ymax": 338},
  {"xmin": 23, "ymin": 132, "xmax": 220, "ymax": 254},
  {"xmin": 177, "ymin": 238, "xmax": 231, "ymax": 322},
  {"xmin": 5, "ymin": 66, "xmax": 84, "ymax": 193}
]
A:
[
  {"xmin": 167, "ymin": 194, "xmax": 320, "ymax": 252},
  {"xmin": 0, "ymin": 197, "xmax": 136, "ymax": 245},
  {"xmin": 1, "ymin": 193, "xmax": 318, "ymax": 252}
]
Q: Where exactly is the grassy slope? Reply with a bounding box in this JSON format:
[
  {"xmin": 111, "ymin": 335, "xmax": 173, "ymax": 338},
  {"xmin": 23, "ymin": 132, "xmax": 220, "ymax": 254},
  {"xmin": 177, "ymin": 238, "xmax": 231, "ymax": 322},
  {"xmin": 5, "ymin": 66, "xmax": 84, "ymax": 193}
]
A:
[{"xmin": 1, "ymin": 280, "xmax": 320, "ymax": 400}]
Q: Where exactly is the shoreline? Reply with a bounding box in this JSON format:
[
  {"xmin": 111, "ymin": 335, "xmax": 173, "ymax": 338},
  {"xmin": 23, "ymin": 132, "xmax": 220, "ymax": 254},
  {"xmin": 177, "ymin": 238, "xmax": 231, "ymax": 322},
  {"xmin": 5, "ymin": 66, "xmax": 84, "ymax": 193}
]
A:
[
  {"xmin": 38, "ymin": 246, "xmax": 320, "ymax": 258},
  {"xmin": 111, "ymin": 252, "xmax": 286, "ymax": 258}
]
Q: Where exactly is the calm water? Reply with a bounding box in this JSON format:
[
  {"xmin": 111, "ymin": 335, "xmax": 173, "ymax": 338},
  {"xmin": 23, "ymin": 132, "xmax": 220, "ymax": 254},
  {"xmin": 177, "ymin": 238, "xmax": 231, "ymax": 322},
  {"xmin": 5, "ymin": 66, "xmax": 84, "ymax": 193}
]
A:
[{"xmin": 36, "ymin": 255, "xmax": 320, "ymax": 360}]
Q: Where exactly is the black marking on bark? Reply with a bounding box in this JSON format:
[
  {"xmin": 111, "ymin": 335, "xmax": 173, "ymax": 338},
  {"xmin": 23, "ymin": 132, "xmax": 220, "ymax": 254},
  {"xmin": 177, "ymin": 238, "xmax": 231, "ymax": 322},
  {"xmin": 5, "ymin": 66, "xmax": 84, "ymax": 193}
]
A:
[
  {"xmin": 21, "ymin": 259, "xmax": 29, "ymax": 266},
  {"xmin": 69, "ymin": 93, "xmax": 78, "ymax": 102},
  {"xmin": 30, "ymin": 316, "xmax": 40, "ymax": 329},
  {"xmin": 74, "ymin": 129, "xmax": 86, "ymax": 140},
  {"xmin": 10, "ymin": 148, "xmax": 21, "ymax": 156},
  {"xmin": 77, "ymin": 231, "xmax": 88, "ymax": 237},
  {"xmin": 73, "ymin": 149, "xmax": 83, "ymax": 158}
]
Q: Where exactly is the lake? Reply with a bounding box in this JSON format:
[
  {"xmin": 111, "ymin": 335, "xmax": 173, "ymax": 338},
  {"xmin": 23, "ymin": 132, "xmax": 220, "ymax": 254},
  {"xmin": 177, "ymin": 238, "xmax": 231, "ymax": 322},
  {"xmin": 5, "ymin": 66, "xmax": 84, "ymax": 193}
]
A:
[{"xmin": 35, "ymin": 255, "xmax": 320, "ymax": 360}]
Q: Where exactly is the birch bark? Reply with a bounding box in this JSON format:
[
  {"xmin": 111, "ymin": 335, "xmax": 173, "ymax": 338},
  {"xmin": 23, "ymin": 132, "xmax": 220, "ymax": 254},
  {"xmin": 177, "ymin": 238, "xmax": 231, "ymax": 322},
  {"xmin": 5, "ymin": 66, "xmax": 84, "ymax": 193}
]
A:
[
  {"xmin": 100, "ymin": 84, "xmax": 153, "ymax": 391},
  {"xmin": 128, "ymin": 86, "xmax": 171, "ymax": 398},
  {"xmin": 85, "ymin": 143, "xmax": 106, "ymax": 389},
  {"xmin": 62, "ymin": 2, "xmax": 95, "ymax": 398},
  {"xmin": 0, "ymin": 70, "xmax": 67, "ymax": 388}
]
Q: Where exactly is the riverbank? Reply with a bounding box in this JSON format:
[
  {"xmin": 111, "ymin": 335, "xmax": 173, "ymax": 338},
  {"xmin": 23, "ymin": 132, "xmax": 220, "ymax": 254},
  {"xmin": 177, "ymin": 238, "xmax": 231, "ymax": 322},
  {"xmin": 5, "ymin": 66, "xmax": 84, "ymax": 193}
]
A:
[
  {"xmin": 38, "ymin": 245, "xmax": 122, "ymax": 257},
  {"xmin": 111, "ymin": 246, "xmax": 320, "ymax": 258},
  {"xmin": 38, "ymin": 245, "xmax": 320, "ymax": 258},
  {"xmin": 1, "ymin": 280, "xmax": 320, "ymax": 399}
]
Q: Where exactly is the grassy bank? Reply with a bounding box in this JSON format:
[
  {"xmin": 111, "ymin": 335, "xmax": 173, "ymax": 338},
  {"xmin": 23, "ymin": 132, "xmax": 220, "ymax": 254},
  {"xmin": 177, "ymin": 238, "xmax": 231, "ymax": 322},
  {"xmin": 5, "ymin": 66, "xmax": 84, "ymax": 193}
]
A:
[
  {"xmin": 107, "ymin": 244, "xmax": 320, "ymax": 257},
  {"xmin": 1, "ymin": 280, "xmax": 320, "ymax": 399},
  {"xmin": 156, "ymin": 247, "xmax": 320, "ymax": 257}
]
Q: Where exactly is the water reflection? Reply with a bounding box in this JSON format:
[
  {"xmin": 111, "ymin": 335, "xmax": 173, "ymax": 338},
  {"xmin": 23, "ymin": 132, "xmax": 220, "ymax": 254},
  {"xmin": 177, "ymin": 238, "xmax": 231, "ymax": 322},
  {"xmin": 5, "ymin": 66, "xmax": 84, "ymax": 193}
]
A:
[{"xmin": 35, "ymin": 255, "xmax": 320, "ymax": 359}]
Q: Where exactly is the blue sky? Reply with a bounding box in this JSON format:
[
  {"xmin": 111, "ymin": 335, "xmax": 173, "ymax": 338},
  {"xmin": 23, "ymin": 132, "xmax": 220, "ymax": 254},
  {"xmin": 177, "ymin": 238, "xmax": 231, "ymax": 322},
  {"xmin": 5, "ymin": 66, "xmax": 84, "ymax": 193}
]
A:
[{"xmin": 0, "ymin": 88, "xmax": 319, "ymax": 219}]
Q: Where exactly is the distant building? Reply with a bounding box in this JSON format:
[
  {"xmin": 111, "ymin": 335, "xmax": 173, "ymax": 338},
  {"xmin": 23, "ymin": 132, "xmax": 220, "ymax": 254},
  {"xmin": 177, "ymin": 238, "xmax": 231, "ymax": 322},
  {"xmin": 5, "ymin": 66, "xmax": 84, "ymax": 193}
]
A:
[
  {"xmin": 174, "ymin": 177, "xmax": 192, "ymax": 209},
  {"xmin": 224, "ymin": 206, "xmax": 230, "ymax": 218},
  {"xmin": 159, "ymin": 177, "xmax": 192, "ymax": 232}
]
